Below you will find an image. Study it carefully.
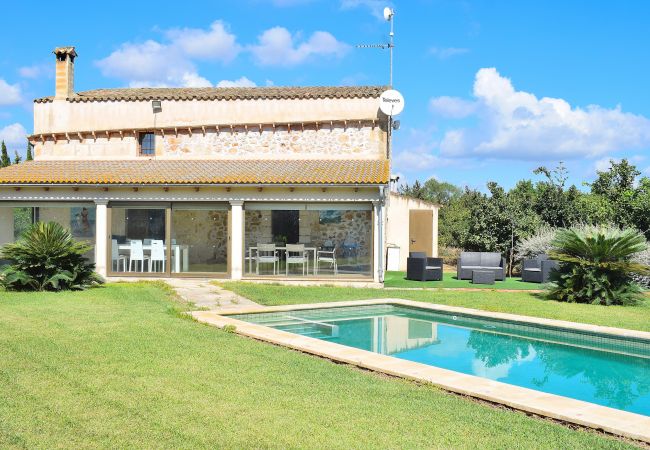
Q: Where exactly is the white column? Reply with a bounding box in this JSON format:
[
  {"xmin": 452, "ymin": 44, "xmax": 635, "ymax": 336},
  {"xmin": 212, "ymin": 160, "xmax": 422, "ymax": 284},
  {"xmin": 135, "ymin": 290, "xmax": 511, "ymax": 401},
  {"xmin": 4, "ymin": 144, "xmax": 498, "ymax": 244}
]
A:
[
  {"xmin": 230, "ymin": 200, "xmax": 244, "ymax": 280},
  {"xmin": 94, "ymin": 200, "xmax": 108, "ymax": 278},
  {"xmin": 372, "ymin": 201, "xmax": 381, "ymax": 283}
]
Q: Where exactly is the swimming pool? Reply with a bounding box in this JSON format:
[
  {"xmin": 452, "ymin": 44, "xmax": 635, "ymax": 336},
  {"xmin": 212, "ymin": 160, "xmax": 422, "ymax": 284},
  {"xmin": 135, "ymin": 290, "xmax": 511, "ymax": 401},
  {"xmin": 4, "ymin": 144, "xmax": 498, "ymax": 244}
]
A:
[{"xmin": 232, "ymin": 304, "xmax": 650, "ymax": 417}]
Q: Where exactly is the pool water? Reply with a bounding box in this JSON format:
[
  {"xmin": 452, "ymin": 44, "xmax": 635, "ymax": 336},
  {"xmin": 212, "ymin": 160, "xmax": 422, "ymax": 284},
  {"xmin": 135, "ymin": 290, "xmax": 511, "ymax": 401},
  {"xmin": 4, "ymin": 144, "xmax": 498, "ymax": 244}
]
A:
[{"xmin": 233, "ymin": 304, "xmax": 650, "ymax": 416}]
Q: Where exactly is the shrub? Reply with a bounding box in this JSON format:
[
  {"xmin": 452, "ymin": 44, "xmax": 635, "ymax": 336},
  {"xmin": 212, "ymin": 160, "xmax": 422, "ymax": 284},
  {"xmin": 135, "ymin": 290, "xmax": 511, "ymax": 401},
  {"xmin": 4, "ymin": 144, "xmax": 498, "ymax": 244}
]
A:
[
  {"xmin": 547, "ymin": 226, "xmax": 649, "ymax": 305},
  {"xmin": 514, "ymin": 225, "xmax": 556, "ymax": 260},
  {"xmin": 438, "ymin": 246, "xmax": 462, "ymax": 266},
  {"xmin": 631, "ymin": 247, "xmax": 650, "ymax": 288},
  {"xmin": 0, "ymin": 221, "xmax": 103, "ymax": 291}
]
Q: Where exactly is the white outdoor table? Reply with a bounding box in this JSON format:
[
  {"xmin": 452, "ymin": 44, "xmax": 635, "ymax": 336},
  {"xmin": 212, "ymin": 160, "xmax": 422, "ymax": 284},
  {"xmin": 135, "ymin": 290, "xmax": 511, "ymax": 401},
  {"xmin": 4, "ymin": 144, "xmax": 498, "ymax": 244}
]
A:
[
  {"xmin": 118, "ymin": 244, "xmax": 189, "ymax": 272},
  {"xmin": 247, "ymin": 246, "xmax": 317, "ymax": 275}
]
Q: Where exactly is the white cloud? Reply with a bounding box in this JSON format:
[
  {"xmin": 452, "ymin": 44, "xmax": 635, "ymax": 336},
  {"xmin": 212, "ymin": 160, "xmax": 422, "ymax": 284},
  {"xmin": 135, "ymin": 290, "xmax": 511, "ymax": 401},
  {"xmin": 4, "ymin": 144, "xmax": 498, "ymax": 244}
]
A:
[
  {"xmin": 96, "ymin": 21, "xmax": 240, "ymax": 87},
  {"xmin": 436, "ymin": 68, "xmax": 650, "ymax": 160},
  {"xmin": 0, "ymin": 123, "xmax": 27, "ymax": 148},
  {"xmin": 430, "ymin": 96, "xmax": 477, "ymax": 119},
  {"xmin": 0, "ymin": 79, "xmax": 23, "ymax": 105},
  {"xmin": 594, "ymin": 157, "xmax": 619, "ymax": 173},
  {"xmin": 18, "ymin": 63, "xmax": 52, "ymax": 79},
  {"xmin": 216, "ymin": 76, "xmax": 257, "ymax": 88},
  {"xmin": 97, "ymin": 40, "xmax": 188, "ymax": 86},
  {"xmin": 429, "ymin": 47, "xmax": 469, "ymax": 59},
  {"xmin": 165, "ymin": 21, "xmax": 240, "ymax": 62},
  {"xmin": 393, "ymin": 151, "xmax": 449, "ymax": 172},
  {"xmin": 180, "ymin": 72, "xmax": 213, "ymax": 88},
  {"xmin": 392, "ymin": 126, "xmax": 458, "ymax": 173},
  {"xmin": 250, "ymin": 27, "xmax": 350, "ymax": 66}
]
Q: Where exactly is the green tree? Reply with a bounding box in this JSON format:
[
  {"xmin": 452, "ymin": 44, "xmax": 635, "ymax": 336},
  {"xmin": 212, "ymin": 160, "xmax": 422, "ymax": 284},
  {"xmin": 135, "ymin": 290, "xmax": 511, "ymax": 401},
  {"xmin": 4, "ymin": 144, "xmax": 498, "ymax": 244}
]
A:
[
  {"xmin": 533, "ymin": 162, "xmax": 583, "ymax": 227},
  {"xmin": 421, "ymin": 178, "xmax": 462, "ymax": 205},
  {"xmin": 397, "ymin": 180, "xmax": 426, "ymax": 199},
  {"xmin": 0, "ymin": 141, "xmax": 10, "ymax": 167},
  {"xmin": 630, "ymin": 177, "xmax": 650, "ymax": 238},
  {"xmin": 26, "ymin": 142, "xmax": 33, "ymax": 161},
  {"xmin": 588, "ymin": 159, "xmax": 639, "ymax": 228},
  {"xmin": 13, "ymin": 151, "xmax": 22, "ymax": 164},
  {"xmin": 439, "ymin": 189, "xmax": 472, "ymax": 248}
]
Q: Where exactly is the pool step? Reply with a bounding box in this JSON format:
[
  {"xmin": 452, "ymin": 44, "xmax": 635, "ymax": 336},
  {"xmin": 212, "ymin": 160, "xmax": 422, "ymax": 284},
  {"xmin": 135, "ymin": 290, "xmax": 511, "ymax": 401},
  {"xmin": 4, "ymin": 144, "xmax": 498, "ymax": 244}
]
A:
[{"xmin": 275, "ymin": 324, "xmax": 336, "ymax": 339}]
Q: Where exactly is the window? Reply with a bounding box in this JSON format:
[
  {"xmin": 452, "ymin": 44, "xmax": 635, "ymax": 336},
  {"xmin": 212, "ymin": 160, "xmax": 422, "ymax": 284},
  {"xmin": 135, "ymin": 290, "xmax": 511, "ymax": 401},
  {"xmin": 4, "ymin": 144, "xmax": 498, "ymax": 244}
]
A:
[
  {"xmin": 138, "ymin": 132, "xmax": 155, "ymax": 156},
  {"xmin": 244, "ymin": 203, "xmax": 373, "ymax": 278},
  {"xmin": 108, "ymin": 203, "xmax": 229, "ymax": 275},
  {"xmin": 0, "ymin": 204, "xmax": 97, "ymax": 262}
]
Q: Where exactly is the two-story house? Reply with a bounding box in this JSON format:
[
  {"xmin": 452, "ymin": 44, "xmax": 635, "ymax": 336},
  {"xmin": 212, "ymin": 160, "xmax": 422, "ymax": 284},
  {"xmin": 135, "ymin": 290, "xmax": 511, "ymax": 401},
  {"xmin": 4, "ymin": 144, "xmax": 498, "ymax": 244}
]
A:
[{"xmin": 0, "ymin": 47, "xmax": 438, "ymax": 283}]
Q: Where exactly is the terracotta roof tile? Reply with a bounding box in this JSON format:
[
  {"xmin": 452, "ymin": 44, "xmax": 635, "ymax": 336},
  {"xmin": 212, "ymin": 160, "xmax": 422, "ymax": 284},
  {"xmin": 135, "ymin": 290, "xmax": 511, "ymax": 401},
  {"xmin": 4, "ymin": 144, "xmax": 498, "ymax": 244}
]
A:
[
  {"xmin": 0, "ymin": 159, "xmax": 389, "ymax": 185},
  {"xmin": 34, "ymin": 86, "xmax": 387, "ymax": 103}
]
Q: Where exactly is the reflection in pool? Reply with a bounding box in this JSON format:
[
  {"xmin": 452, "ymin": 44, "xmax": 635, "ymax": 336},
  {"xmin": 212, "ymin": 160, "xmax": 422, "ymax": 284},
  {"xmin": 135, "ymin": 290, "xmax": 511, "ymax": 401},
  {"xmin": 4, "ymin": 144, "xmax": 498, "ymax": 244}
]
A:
[{"xmin": 234, "ymin": 305, "xmax": 650, "ymax": 416}]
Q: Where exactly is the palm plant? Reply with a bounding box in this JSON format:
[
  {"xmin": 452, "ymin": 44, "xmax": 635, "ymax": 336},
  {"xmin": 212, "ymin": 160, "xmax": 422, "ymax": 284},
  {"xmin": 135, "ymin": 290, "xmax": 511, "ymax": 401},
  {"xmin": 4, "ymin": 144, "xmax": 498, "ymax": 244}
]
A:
[
  {"xmin": 0, "ymin": 221, "xmax": 103, "ymax": 291},
  {"xmin": 547, "ymin": 226, "xmax": 649, "ymax": 305}
]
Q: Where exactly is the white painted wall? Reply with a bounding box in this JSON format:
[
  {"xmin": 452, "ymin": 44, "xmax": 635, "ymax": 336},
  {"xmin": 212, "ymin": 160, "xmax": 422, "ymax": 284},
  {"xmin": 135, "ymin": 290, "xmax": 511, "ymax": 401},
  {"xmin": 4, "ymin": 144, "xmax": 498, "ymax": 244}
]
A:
[
  {"xmin": 34, "ymin": 97, "xmax": 381, "ymax": 134},
  {"xmin": 385, "ymin": 193, "xmax": 440, "ymax": 271}
]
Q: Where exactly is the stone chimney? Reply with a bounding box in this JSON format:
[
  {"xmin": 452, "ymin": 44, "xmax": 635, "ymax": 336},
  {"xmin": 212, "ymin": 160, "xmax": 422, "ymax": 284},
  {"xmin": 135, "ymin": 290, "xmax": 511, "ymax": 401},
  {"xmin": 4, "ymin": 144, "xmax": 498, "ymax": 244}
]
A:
[{"xmin": 53, "ymin": 47, "xmax": 77, "ymax": 100}]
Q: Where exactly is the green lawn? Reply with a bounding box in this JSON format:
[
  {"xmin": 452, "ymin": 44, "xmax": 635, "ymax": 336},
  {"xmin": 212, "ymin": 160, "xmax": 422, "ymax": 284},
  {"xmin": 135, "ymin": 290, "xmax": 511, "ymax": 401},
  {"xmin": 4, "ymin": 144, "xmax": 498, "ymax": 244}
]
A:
[
  {"xmin": 0, "ymin": 283, "xmax": 635, "ymax": 449},
  {"xmin": 219, "ymin": 282, "xmax": 650, "ymax": 332},
  {"xmin": 384, "ymin": 270, "xmax": 542, "ymax": 289}
]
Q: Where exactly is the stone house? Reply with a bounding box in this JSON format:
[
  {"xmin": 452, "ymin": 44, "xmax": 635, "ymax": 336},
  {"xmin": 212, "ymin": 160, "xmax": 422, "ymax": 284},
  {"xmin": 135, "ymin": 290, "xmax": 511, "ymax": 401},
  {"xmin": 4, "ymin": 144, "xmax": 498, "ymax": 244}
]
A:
[{"xmin": 0, "ymin": 47, "xmax": 437, "ymax": 282}]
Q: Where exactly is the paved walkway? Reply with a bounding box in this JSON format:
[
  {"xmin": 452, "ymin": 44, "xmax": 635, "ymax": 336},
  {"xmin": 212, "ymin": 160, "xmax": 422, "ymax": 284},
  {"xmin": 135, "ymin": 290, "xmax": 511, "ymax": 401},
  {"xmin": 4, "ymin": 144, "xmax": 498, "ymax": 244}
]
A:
[{"xmin": 164, "ymin": 278, "xmax": 259, "ymax": 311}]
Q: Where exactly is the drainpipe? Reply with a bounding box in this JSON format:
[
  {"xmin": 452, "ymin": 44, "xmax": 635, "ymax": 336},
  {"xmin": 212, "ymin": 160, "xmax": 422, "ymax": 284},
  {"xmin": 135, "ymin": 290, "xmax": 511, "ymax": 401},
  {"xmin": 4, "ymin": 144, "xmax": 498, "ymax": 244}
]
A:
[{"xmin": 378, "ymin": 185, "xmax": 386, "ymax": 283}]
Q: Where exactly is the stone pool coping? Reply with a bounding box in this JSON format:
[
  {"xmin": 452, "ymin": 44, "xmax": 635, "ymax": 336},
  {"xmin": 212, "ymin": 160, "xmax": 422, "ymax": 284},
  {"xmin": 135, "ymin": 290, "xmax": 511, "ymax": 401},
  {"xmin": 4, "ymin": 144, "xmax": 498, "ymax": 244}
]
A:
[{"xmin": 191, "ymin": 299, "xmax": 650, "ymax": 443}]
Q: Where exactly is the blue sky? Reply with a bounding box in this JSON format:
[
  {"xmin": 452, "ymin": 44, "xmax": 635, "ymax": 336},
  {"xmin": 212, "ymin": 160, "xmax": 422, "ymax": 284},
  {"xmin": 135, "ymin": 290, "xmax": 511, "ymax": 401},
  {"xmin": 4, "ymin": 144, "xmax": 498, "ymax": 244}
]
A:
[{"xmin": 1, "ymin": 0, "xmax": 649, "ymax": 190}]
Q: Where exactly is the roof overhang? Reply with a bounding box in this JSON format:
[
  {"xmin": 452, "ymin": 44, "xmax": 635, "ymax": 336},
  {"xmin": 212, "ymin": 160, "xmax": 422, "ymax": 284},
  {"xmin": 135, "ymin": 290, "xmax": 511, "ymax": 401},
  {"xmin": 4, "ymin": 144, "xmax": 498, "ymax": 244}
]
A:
[{"xmin": 0, "ymin": 159, "xmax": 390, "ymax": 186}]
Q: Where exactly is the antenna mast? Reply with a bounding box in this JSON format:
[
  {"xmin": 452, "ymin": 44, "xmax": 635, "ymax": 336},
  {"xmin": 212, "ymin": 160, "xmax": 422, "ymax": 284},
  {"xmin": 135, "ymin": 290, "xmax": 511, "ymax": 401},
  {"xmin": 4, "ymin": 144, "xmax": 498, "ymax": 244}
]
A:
[
  {"xmin": 388, "ymin": 8, "xmax": 394, "ymax": 87},
  {"xmin": 356, "ymin": 7, "xmax": 395, "ymax": 87}
]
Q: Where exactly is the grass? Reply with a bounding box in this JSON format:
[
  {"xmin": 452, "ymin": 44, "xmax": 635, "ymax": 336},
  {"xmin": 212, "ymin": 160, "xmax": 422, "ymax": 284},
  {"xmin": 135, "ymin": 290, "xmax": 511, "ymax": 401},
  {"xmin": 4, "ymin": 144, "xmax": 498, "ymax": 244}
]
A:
[
  {"xmin": 219, "ymin": 282, "xmax": 650, "ymax": 332},
  {"xmin": 384, "ymin": 271, "xmax": 542, "ymax": 289},
  {"xmin": 0, "ymin": 282, "xmax": 637, "ymax": 449}
]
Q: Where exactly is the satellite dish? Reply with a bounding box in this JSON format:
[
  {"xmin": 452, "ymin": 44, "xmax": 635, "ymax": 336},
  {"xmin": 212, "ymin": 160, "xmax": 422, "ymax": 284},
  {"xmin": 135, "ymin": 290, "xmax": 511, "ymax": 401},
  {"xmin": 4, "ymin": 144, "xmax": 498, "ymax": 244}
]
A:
[
  {"xmin": 383, "ymin": 7, "xmax": 394, "ymax": 21},
  {"xmin": 379, "ymin": 89, "xmax": 404, "ymax": 116}
]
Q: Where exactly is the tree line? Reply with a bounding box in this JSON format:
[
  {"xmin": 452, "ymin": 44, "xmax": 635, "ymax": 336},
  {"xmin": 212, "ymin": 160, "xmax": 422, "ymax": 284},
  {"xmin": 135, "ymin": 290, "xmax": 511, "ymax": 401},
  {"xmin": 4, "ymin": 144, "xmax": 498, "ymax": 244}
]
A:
[
  {"xmin": 1, "ymin": 140, "xmax": 33, "ymax": 168},
  {"xmin": 398, "ymin": 159, "xmax": 650, "ymax": 271}
]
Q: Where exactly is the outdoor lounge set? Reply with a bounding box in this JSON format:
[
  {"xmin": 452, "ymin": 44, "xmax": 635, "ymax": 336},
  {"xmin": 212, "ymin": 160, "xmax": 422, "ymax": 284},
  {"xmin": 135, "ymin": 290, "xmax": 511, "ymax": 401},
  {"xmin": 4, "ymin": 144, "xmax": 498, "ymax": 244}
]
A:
[
  {"xmin": 406, "ymin": 251, "xmax": 557, "ymax": 284},
  {"xmin": 406, "ymin": 252, "xmax": 443, "ymax": 281},
  {"xmin": 521, "ymin": 254, "xmax": 559, "ymax": 283}
]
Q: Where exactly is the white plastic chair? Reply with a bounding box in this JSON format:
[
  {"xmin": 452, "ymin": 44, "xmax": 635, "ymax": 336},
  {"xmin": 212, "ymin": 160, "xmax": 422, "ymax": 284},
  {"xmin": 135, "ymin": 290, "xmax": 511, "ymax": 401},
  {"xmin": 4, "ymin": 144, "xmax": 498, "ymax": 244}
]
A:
[
  {"xmin": 128, "ymin": 240, "xmax": 149, "ymax": 272},
  {"xmin": 111, "ymin": 239, "xmax": 127, "ymax": 272},
  {"xmin": 149, "ymin": 239, "xmax": 165, "ymax": 272},
  {"xmin": 286, "ymin": 244, "xmax": 307, "ymax": 276},
  {"xmin": 256, "ymin": 243, "xmax": 279, "ymax": 275},
  {"xmin": 316, "ymin": 241, "xmax": 338, "ymax": 275}
]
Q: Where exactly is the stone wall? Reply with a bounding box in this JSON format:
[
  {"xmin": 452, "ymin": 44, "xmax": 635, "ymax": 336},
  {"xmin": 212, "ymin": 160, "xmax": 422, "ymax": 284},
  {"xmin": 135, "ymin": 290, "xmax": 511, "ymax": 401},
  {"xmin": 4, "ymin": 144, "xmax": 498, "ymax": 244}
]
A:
[
  {"xmin": 162, "ymin": 125, "xmax": 383, "ymax": 159},
  {"xmin": 35, "ymin": 125, "xmax": 385, "ymax": 160}
]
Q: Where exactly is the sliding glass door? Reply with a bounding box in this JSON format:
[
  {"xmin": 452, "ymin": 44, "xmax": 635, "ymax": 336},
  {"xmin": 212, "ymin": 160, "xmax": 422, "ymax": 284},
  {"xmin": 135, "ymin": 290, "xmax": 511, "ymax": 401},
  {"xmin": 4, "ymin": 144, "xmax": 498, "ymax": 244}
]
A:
[
  {"xmin": 110, "ymin": 206, "xmax": 167, "ymax": 274},
  {"xmin": 171, "ymin": 205, "xmax": 229, "ymax": 274},
  {"xmin": 244, "ymin": 203, "xmax": 373, "ymax": 279},
  {"xmin": 109, "ymin": 203, "xmax": 228, "ymax": 276}
]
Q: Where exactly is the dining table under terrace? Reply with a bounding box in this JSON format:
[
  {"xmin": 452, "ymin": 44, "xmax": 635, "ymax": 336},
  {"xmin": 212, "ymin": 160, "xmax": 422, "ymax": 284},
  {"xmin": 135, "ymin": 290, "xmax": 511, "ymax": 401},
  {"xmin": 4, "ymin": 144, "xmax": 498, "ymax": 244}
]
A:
[{"xmin": 118, "ymin": 242, "xmax": 190, "ymax": 272}]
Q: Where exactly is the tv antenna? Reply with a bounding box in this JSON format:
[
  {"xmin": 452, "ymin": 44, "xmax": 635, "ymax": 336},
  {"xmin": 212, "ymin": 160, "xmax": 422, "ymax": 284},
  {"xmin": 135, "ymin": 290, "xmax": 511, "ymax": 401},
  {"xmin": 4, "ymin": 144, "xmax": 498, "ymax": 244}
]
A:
[{"xmin": 356, "ymin": 6, "xmax": 395, "ymax": 86}]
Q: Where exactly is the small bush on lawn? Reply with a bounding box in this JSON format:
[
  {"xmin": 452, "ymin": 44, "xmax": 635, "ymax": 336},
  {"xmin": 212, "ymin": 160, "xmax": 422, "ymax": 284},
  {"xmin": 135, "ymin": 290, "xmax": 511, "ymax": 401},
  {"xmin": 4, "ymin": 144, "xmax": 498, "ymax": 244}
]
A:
[
  {"xmin": 514, "ymin": 225, "xmax": 556, "ymax": 260},
  {"xmin": 632, "ymin": 247, "xmax": 650, "ymax": 289},
  {"xmin": 438, "ymin": 246, "xmax": 462, "ymax": 266},
  {"xmin": 547, "ymin": 226, "xmax": 649, "ymax": 305},
  {"xmin": 0, "ymin": 221, "xmax": 103, "ymax": 291}
]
